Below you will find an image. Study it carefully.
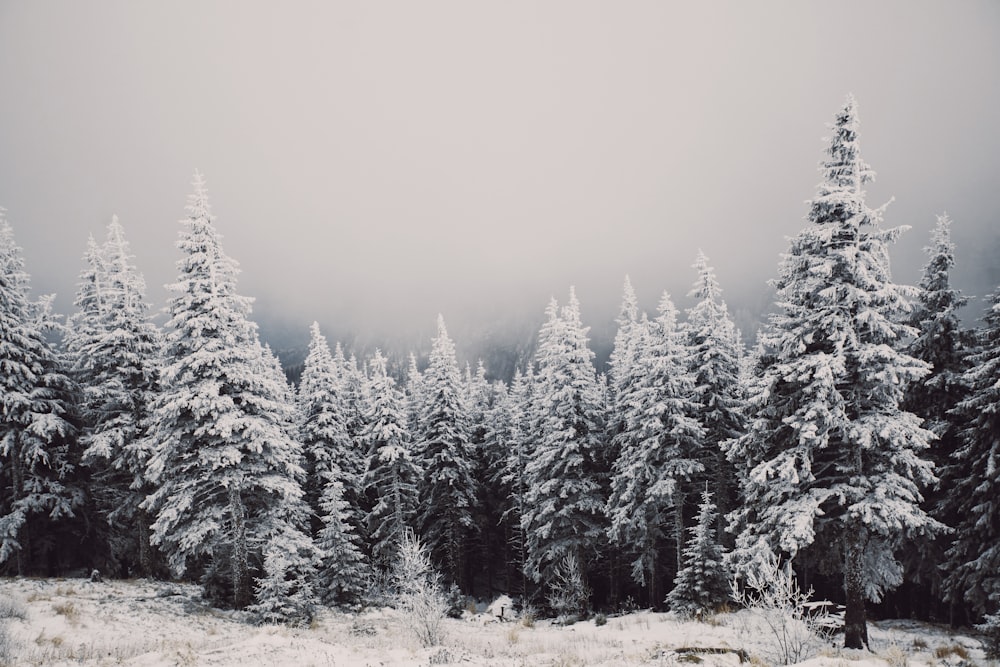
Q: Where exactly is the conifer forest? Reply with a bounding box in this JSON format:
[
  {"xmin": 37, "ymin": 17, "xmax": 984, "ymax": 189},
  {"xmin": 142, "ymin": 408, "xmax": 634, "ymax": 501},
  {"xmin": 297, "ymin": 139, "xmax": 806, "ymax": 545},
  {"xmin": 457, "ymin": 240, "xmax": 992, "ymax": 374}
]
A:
[{"xmin": 2, "ymin": 93, "xmax": 999, "ymax": 658}]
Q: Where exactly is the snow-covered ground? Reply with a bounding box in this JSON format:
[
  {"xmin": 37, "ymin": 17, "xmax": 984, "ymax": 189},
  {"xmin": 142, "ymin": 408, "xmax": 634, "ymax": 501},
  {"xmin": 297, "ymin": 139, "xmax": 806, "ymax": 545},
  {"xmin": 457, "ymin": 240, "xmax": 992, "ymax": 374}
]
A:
[{"xmin": 0, "ymin": 578, "xmax": 991, "ymax": 666}]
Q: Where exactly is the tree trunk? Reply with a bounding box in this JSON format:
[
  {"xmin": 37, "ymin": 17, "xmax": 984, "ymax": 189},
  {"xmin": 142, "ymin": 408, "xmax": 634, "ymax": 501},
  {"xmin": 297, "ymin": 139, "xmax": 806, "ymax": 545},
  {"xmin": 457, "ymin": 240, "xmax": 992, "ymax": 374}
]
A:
[
  {"xmin": 12, "ymin": 452, "xmax": 26, "ymax": 576},
  {"xmin": 843, "ymin": 530, "xmax": 869, "ymax": 649},
  {"xmin": 647, "ymin": 550, "xmax": 657, "ymax": 610},
  {"xmin": 674, "ymin": 490, "xmax": 686, "ymax": 574},
  {"xmin": 229, "ymin": 486, "xmax": 252, "ymax": 610},
  {"xmin": 137, "ymin": 510, "xmax": 153, "ymax": 577}
]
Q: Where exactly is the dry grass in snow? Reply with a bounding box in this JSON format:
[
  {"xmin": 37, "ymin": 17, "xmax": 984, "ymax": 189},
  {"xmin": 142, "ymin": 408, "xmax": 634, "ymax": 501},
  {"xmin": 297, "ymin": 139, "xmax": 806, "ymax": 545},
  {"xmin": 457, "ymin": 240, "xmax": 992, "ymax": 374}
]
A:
[{"xmin": 0, "ymin": 578, "xmax": 994, "ymax": 666}]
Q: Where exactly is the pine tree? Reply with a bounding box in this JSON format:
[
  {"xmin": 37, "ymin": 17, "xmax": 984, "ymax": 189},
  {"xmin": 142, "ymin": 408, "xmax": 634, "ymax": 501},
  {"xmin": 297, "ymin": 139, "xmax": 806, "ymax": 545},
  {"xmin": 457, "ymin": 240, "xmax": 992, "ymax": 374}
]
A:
[
  {"xmin": 404, "ymin": 352, "xmax": 425, "ymax": 436},
  {"xmin": 900, "ymin": 214, "xmax": 970, "ymax": 615},
  {"xmin": 667, "ymin": 490, "xmax": 730, "ymax": 617},
  {"xmin": 465, "ymin": 360, "xmax": 505, "ymax": 594},
  {"xmin": 248, "ymin": 523, "xmax": 319, "ymax": 625},
  {"xmin": 362, "ymin": 350, "xmax": 420, "ymax": 568},
  {"xmin": 523, "ymin": 290, "xmax": 606, "ymax": 592},
  {"xmin": 315, "ymin": 478, "xmax": 370, "ymax": 607},
  {"xmin": 726, "ymin": 97, "xmax": 942, "ymax": 649},
  {"xmin": 143, "ymin": 172, "xmax": 314, "ymax": 612},
  {"xmin": 686, "ymin": 252, "xmax": 744, "ymax": 545},
  {"xmin": 607, "ymin": 276, "xmax": 641, "ymax": 452},
  {"xmin": 298, "ymin": 323, "xmax": 357, "ymax": 535},
  {"xmin": 497, "ymin": 369, "xmax": 533, "ymax": 600},
  {"xmin": 67, "ymin": 216, "xmax": 163, "ymax": 577},
  {"xmin": 414, "ymin": 316, "xmax": 478, "ymax": 586},
  {"xmin": 941, "ymin": 286, "xmax": 1000, "ymax": 617},
  {"xmin": 606, "ymin": 294, "xmax": 704, "ymax": 604},
  {"xmin": 0, "ymin": 213, "xmax": 82, "ymax": 575}
]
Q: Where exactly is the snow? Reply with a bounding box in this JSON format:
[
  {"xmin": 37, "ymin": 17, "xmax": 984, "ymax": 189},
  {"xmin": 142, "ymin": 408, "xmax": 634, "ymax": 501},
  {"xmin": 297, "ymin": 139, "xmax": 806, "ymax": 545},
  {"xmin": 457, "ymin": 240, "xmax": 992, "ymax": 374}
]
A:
[{"xmin": 1, "ymin": 578, "xmax": 991, "ymax": 666}]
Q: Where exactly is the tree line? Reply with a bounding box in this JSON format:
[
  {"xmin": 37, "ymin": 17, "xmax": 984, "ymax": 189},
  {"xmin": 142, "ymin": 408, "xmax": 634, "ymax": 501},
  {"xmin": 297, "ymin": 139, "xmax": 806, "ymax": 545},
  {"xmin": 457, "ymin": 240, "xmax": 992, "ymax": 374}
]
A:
[{"xmin": 1, "ymin": 96, "xmax": 997, "ymax": 647}]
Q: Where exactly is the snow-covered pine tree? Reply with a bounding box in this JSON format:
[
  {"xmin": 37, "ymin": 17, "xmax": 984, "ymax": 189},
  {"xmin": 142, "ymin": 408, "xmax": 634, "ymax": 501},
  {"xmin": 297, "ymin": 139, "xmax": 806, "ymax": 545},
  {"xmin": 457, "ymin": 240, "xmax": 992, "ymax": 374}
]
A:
[
  {"xmin": 67, "ymin": 216, "xmax": 162, "ymax": 577},
  {"xmin": 726, "ymin": 97, "xmax": 942, "ymax": 649},
  {"xmin": 315, "ymin": 478, "xmax": 370, "ymax": 607},
  {"xmin": 607, "ymin": 276, "xmax": 641, "ymax": 454},
  {"xmin": 464, "ymin": 360, "xmax": 505, "ymax": 593},
  {"xmin": 941, "ymin": 285, "xmax": 1000, "ymax": 617},
  {"xmin": 248, "ymin": 522, "xmax": 319, "ymax": 625},
  {"xmin": 414, "ymin": 315, "xmax": 478, "ymax": 587},
  {"xmin": 362, "ymin": 350, "xmax": 420, "ymax": 568},
  {"xmin": 899, "ymin": 214, "xmax": 970, "ymax": 614},
  {"xmin": 667, "ymin": 489, "xmax": 729, "ymax": 617},
  {"xmin": 523, "ymin": 290, "xmax": 606, "ymax": 594},
  {"xmin": 686, "ymin": 252, "xmax": 744, "ymax": 544},
  {"xmin": 0, "ymin": 213, "xmax": 82, "ymax": 575},
  {"xmin": 606, "ymin": 293, "xmax": 704, "ymax": 604},
  {"xmin": 298, "ymin": 322, "xmax": 358, "ymax": 535},
  {"xmin": 142, "ymin": 172, "xmax": 314, "ymax": 612},
  {"xmin": 342, "ymin": 350, "xmax": 371, "ymax": 449},
  {"xmin": 497, "ymin": 368, "xmax": 533, "ymax": 600},
  {"xmin": 405, "ymin": 352, "xmax": 425, "ymax": 436}
]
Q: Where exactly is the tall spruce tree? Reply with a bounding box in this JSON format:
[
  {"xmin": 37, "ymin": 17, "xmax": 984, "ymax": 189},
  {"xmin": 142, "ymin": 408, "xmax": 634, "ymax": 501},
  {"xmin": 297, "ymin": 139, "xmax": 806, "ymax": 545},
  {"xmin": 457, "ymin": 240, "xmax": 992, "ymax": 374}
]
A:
[
  {"xmin": 362, "ymin": 350, "xmax": 420, "ymax": 568},
  {"xmin": 686, "ymin": 252, "xmax": 744, "ymax": 545},
  {"xmin": 606, "ymin": 294, "xmax": 704, "ymax": 604},
  {"xmin": 143, "ymin": 172, "xmax": 314, "ymax": 611},
  {"xmin": 315, "ymin": 477, "xmax": 370, "ymax": 608},
  {"xmin": 67, "ymin": 216, "xmax": 162, "ymax": 577},
  {"xmin": 0, "ymin": 214, "xmax": 81, "ymax": 575},
  {"xmin": 607, "ymin": 276, "xmax": 641, "ymax": 457},
  {"xmin": 414, "ymin": 316, "xmax": 478, "ymax": 586},
  {"xmin": 523, "ymin": 290, "xmax": 606, "ymax": 592},
  {"xmin": 726, "ymin": 97, "xmax": 942, "ymax": 648},
  {"xmin": 466, "ymin": 360, "xmax": 505, "ymax": 594},
  {"xmin": 298, "ymin": 322, "xmax": 357, "ymax": 535},
  {"xmin": 900, "ymin": 214, "xmax": 970, "ymax": 616},
  {"xmin": 497, "ymin": 369, "xmax": 533, "ymax": 600},
  {"xmin": 941, "ymin": 286, "xmax": 1000, "ymax": 617}
]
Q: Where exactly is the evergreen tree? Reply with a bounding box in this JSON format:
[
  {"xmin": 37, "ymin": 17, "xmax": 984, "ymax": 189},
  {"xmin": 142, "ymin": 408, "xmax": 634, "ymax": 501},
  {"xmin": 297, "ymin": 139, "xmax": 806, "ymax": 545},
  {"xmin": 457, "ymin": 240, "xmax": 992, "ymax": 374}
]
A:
[
  {"xmin": 143, "ymin": 172, "xmax": 314, "ymax": 612},
  {"xmin": 362, "ymin": 350, "xmax": 420, "ymax": 568},
  {"xmin": 466, "ymin": 360, "xmax": 505, "ymax": 595},
  {"xmin": 607, "ymin": 276, "xmax": 641, "ymax": 453},
  {"xmin": 667, "ymin": 490, "xmax": 730, "ymax": 617},
  {"xmin": 67, "ymin": 216, "xmax": 162, "ymax": 577},
  {"xmin": 315, "ymin": 478, "xmax": 369, "ymax": 607},
  {"xmin": 497, "ymin": 369, "xmax": 533, "ymax": 600},
  {"xmin": 726, "ymin": 97, "xmax": 942, "ymax": 649},
  {"xmin": 941, "ymin": 286, "xmax": 1000, "ymax": 617},
  {"xmin": 248, "ymin": 523, "xmax": 319, "ymax": 625},
  {"xmin": 606, "ymin": 294, "xmax": 704, "ymax": 604},
  {"xmin": 0, "ymin": 213, "xmax": 82, "ymax": 575},
  {"xmin": 414, "ymin": 316, "xmax": 478, "ymax": 586},
  {"xmin": 523, "ymin": 290, "xmax": 606, "ymax": 592},
  {"xmin": 298, "ymin": 322, "xmax": 357, "ymax": 535},
  {"xmin": 404, "ymin": 352, "xmax": 425, "ymax": 436},
  {"xmin": 900, "ymin": 214, "xmax": 970, "ymax": 615},
  {"xmin": 686, "ymin": 252, "xmax": 744, "ymax": 544}
]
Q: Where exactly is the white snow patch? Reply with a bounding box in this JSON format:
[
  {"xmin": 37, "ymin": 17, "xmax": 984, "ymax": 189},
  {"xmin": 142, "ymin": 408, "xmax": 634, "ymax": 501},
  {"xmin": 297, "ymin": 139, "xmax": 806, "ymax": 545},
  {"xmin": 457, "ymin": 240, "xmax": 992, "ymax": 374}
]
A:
[{"xmin": 0, "ymin": 578, "xmax": 988, "ymax": 666}]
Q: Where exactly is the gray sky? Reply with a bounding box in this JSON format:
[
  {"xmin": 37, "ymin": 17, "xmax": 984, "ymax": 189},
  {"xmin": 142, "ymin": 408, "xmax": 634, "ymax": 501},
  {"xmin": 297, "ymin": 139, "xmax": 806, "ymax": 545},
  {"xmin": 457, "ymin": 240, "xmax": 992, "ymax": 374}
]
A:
[{"xmin": 1, "ymin": 1, "xmax": 998, "ymax": 357}]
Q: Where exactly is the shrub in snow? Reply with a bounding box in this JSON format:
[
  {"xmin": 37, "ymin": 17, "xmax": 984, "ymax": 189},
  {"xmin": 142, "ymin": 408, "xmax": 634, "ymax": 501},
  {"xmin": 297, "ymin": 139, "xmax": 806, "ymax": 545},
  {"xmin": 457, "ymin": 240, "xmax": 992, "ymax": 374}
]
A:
[
  {"xmin": 976, "ymin": 612, "xmax": 1000, "ymax": 659},
  {"xmin": 0, "ymin": 595, "xmax": 25, "ymax": 666},
  {"xmin": 547, "ymin": 553, "xmax": 590, "ymax": 622},
  {"xmin": 392, "ymin": 530, "xmax": 449, "ymax": 647},
  {"xmin": 729, "ymin": 544, "xmax": 826, "ymax": 665},
  {"xmin": 486, "ymin": 594, "xmax": 515, "ymax": 620}
]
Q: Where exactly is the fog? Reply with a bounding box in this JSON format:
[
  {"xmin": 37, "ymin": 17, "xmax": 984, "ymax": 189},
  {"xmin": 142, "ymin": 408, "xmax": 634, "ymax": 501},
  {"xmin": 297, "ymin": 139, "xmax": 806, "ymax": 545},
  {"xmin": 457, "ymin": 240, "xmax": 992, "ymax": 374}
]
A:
[{"xmin": 1, "ymin": 1, "xmax": 998, "ymax": 368}]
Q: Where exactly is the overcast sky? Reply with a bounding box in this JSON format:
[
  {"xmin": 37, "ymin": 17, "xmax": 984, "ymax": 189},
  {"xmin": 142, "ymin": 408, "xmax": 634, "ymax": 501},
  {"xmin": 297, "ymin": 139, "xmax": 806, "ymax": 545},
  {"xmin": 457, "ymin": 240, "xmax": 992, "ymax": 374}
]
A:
[{"xmin": 1, "ymin": 1, "xmax": 998, "ymax": 356}]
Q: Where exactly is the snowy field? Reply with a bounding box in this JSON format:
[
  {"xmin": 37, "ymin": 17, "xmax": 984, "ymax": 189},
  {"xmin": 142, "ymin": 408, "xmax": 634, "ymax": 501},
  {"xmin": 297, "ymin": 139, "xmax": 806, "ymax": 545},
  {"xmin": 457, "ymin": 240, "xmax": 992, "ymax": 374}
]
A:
[{"xmin": 0, "ymin": 578, "xmax": 992, "ymax": 667}]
